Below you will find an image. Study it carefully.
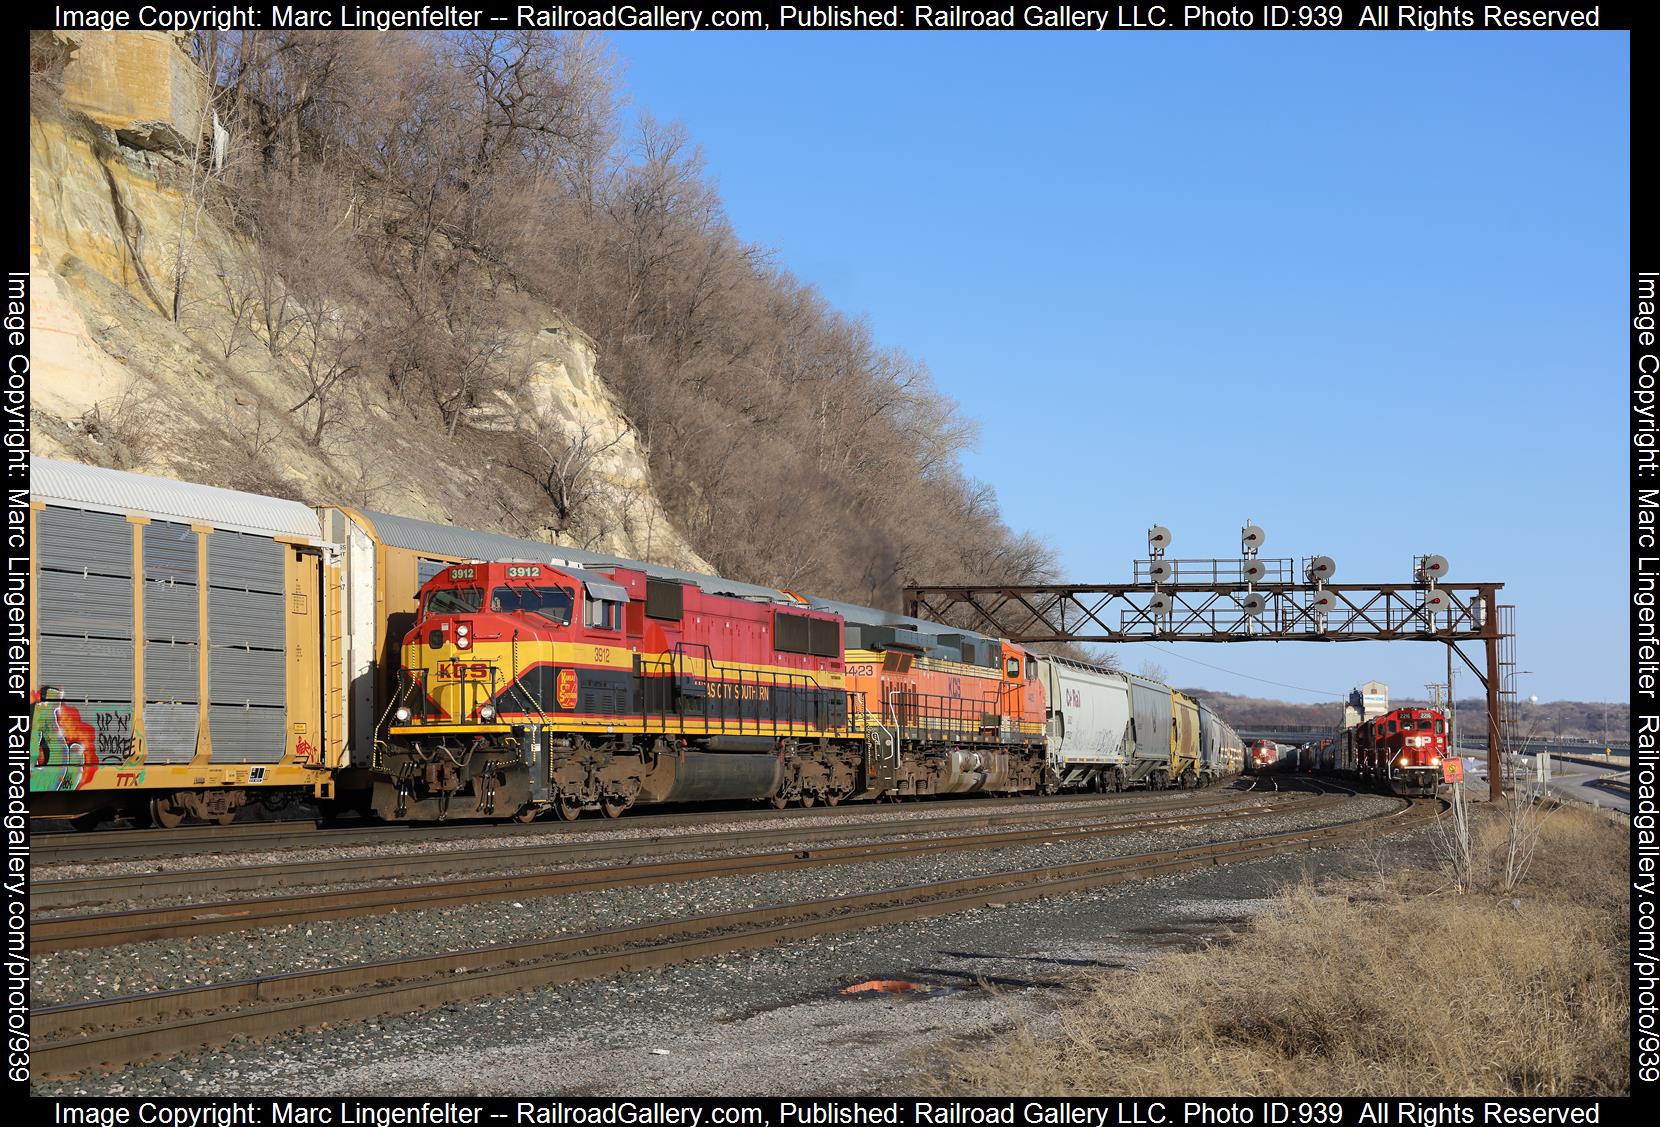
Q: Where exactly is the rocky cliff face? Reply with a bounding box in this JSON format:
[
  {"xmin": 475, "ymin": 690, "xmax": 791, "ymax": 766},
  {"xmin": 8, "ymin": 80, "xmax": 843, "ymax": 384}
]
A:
[{"xmin": 28, "ymin": 78, "xmax": 708, "ymax": 570}]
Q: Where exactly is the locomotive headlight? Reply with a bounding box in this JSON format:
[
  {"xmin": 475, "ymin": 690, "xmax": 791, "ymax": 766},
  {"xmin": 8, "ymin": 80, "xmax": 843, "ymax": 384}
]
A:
[
  {"xmin": 395, "ymin": 707, "xmax": 412, "ymax": 722},
  {"xmin": 456, "ymin": 624, "xmax": 470, "ymax": 636},
  {"xmin": 479, "ymin": 705, "xmax": 496, "ymax": 721},
  {"xmin": 1430, "ymin": 756, "xmax": 1441, "ymax": 766}
]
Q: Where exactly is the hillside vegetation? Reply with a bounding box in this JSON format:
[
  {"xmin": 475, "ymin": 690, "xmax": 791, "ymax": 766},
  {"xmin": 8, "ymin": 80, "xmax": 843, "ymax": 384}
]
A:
[{"xmin": 30, "ymin": 30, "xmax": 1054, "ymax": 609}]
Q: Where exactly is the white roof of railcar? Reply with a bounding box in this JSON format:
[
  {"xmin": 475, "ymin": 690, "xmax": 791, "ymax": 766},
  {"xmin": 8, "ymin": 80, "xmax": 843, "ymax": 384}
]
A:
[{"xmin": 29, "ymin": 456, "xmax": 323, "ymax": 539}]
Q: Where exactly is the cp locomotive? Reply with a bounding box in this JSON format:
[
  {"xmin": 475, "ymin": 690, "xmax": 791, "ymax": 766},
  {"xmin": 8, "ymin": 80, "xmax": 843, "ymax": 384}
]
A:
[{"xmin": 1334, "ymin": 707, "xmax": 1448, "ymax": 797}]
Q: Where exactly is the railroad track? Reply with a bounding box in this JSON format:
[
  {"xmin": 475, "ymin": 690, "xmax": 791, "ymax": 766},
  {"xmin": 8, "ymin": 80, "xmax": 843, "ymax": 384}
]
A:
[
  {"xmin": 32, "ymin": 794, "xmax": 1438, "ymax": 1079},
  {"xmin": 33, "ymin": 789, "xmax": 1268, "ymax": 912},
  {"xmin": 35, "ymin": 786, "xmax": 1248, "ymax": 864},
  {"xmin": 34, "ymin": 793, "xmax": 1333, "ymax": 950}
]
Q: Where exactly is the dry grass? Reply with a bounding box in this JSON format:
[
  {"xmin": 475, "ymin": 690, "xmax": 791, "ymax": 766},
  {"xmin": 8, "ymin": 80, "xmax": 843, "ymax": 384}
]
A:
[{"xmin": 941, "ymin": 804, "xmax": 1628, "ymax": 1096}]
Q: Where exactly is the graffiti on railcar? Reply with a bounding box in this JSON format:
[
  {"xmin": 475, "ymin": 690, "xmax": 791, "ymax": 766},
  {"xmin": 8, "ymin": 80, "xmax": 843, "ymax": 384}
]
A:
[{"xmin": 29, "ymin": 689, "xmax": 146, "ymax": 791}]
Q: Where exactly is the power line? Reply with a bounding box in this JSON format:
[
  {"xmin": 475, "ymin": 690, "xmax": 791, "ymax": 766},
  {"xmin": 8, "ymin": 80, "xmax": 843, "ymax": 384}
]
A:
[{"xmin": 1139, "ymin": 643, "xmax": 1345, "ymax": 700}]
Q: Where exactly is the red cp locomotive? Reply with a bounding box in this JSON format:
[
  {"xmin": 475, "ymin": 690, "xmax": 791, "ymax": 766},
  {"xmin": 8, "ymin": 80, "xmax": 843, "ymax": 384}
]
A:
[{"xmin": 1336, "ymin": 707, "xmax": 1447, "ymax": 797}]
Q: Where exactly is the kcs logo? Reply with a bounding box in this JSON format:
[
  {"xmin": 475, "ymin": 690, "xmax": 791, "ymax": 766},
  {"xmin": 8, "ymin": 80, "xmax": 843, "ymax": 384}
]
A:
[{"xmin": 555, "ymin": 668, "xmax": 579, "ymax": 710}]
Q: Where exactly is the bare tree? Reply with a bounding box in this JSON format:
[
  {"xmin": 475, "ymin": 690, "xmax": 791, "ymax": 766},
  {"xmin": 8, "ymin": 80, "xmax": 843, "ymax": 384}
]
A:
[{"xmin": 512, "ymin": 421, "xmax": 629, "ymax": 534}]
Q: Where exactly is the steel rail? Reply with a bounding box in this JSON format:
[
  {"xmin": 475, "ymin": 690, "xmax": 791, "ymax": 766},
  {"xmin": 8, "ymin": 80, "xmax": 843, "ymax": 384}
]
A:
[
  {"xmin": 33, "ymin": 789, "xmax": 1267, "ymax": 912},
  {"xmin": 34, "ymin": 795, "xmax": 1330, "ymax": 951},
  {"xmin": 34, "ymin": 787, "xmax": 1244, "ymax": 864},
  {"xmin": 33, "ymin": 795, "xmax": 1436, "ymax": 1079}
]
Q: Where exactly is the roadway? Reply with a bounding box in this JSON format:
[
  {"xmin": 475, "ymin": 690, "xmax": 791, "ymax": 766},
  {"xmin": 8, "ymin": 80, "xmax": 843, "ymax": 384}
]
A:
[{"xmin": 1455, "ymin": 750, "xmax": 1630, "ymax": 814}]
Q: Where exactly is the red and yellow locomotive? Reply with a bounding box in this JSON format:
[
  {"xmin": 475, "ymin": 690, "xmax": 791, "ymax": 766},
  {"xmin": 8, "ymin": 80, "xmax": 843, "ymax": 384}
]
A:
[
  {"xmin": 1338, "ymin": 707, "xmax": 1447, "ymax": 797},
  {"xmin": 380, "ymin": 559, "xmax": 1049, "ymax": 820}
]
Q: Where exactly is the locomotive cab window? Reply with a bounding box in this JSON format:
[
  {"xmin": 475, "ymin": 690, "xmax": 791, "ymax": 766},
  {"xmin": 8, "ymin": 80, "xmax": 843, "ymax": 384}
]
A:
[
  {"xmin": 424, "ymin": 587, "xmax": 483, "ymax": 617},
  {"xmin": 1388, "ymin": 719, "xmax": 1398, "ymax": 734},
  {"xmin": 582, "ymin": 578, "xmax": 629, "ymax": 631},
  {"xmin": 1006, "ymin": 657, "xmax": 1020, "ymax": 680},
  {"xmin": 1434, "ymin": 719, "xmax": 1446, "ymax": 734},
  {"xmin": 1417, "ymin": 718, "xmax": 1433, "ymax": 730},
  {"xmin": 1025, "ymin": 657, "xmax": 1037, "ymax": 680},
  {"xmin": 491, "ymin": 585, "xmax": 574, "ymax": 625},
  {"xmin": 584, "ymin": 598, "xmax": 623, "ymax": 630}
]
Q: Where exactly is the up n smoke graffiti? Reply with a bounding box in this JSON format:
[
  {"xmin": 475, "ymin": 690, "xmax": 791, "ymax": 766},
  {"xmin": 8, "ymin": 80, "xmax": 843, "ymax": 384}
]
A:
[{"xmin": 30, "ymin": 689, "xmax": 146, "ymax": 791}]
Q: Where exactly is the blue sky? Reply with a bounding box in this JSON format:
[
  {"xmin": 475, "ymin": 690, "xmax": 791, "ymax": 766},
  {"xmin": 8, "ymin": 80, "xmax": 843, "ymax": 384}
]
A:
[{"xmin": 607, "ymin": 31, "xmax": 1629, "ymax": 705}]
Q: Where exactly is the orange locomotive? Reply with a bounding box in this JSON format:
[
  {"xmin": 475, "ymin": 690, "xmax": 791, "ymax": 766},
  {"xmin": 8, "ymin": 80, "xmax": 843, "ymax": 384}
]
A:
[
  {"xmin": 381, "ymin": 560, "xmax": 1048, "ymax": 820},
  {"xmin": 840, "ymin": 629, "xmax": 1047, "ymax": 798}
]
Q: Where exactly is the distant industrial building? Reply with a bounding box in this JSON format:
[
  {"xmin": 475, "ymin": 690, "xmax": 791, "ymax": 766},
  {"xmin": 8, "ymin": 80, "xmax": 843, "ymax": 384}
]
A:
[{"xmin": 1343, "ymin": 681, "xmax": 1389, "ymax": 728}]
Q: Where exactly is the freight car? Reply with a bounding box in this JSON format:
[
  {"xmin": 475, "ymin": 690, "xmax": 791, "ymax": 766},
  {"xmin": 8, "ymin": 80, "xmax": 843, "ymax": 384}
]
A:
[
  {"xmin": 26, "ymin": 457, "xmax": 1242, "ymax": 823},
  {"xmin": 28, "ymin": 459, "xmax": 344, "ymax": 828},
  {"xmin": 1197, "ymin": 700, "xmax": 1244, "ymax": 782},
  {"xmin": 1334, "ymin": 707, "xmax": 1447, "ymax": 797},
  {"xmin": 1034, "ymin": 660, "xmax": 1243, "ymax": 792}
]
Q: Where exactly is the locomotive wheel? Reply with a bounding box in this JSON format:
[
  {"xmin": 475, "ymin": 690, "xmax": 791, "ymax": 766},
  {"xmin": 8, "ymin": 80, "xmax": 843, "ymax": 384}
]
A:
[
  {"xmin": 823, "ymin": 791, "xmax": 842, "ymax": 807},
  {"xmin": 151, "ymin": 798, "xmax": 184, "ymax": 830},
  {"xmin": 799, "ymin": 793, "xmax": 816, "ymax": 809},
  {"xmin": 214, "ymin": 810, "xmax": 237, "ymax": 826},
  {"xmin": 554, "ymin": 795, "xmax": 583, "ymax": 822},
  {"xmin": 600, "ymin": 796, "xmax": 630, "ymax": 819},
  {"xmin": 770, "ymin": 795, "xmax": 790, "ymax": 810},
  {"xmin": 512, "ymin": 806, "xmax": 540, "ymax": 824}
]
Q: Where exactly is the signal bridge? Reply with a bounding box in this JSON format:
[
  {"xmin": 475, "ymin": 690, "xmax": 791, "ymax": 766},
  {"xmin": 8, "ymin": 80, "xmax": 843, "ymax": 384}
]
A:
[{"xmin": 904, "ymin": 523, "xmax": 1515, "ymax": 801}]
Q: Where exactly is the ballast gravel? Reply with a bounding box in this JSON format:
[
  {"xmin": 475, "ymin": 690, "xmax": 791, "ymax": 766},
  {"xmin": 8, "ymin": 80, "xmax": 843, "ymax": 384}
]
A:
[
  {"xmin": 36, "ymin": 792, "xmax": 1251, "ymax": 883},
  {"xmin": 36, "ymin": 799, "xmax": 1287, "ymax": 918},
  {"xmin": 34, "ymin": 819, "xmax": 1440, "ymax": 1097},
  {"xmin": 33, "ymin": 793, "xmax": 1401, "ymax": 1008}
]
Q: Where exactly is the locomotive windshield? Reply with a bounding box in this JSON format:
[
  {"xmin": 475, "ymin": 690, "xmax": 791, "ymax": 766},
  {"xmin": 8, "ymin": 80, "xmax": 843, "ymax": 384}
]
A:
[
  {"xmin": 488, "ymin": 584, "xmax": 575, "ymax": 625},
  {"xmin": 424, "ymin": 587, "xmax": 483, "ymax": 616}
]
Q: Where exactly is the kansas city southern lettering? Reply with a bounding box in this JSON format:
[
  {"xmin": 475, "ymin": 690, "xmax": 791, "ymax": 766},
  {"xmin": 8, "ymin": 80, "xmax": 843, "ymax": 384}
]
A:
[{"xmin": 704, "ymin": 682, "xmax": 772, "ymax": 702}]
